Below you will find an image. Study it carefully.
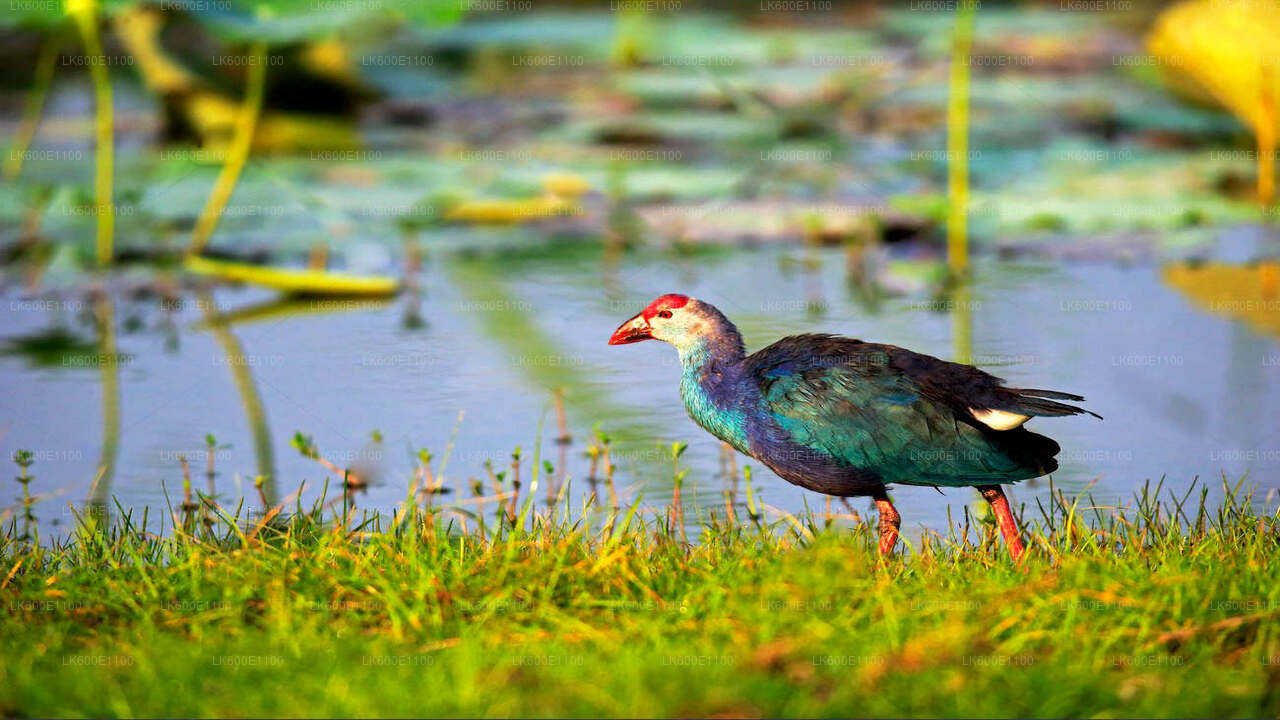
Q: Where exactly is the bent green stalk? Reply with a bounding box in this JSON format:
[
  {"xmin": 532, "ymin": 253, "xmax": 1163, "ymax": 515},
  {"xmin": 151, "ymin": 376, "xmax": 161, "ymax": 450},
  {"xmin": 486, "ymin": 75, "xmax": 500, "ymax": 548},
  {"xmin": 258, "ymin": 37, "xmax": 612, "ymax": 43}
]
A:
[
  {"xmin": 4, "ymin": 34, "xmax": 60, "ymax": 182},
  {"xmin": 68, "ymin": 0, "xmax": 114, "ymax": 266},
  {"xmin": 188, "ymin": 40, "xmax": 268, "ymax": 256}
]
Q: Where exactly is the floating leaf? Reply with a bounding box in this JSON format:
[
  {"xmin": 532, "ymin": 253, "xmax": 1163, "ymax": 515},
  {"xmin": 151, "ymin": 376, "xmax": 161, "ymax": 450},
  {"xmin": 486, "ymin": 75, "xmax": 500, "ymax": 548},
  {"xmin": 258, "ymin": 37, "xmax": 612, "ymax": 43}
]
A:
[{"xmin": 183, "ymin": 255, "xmax": 400, "ymax": 297}]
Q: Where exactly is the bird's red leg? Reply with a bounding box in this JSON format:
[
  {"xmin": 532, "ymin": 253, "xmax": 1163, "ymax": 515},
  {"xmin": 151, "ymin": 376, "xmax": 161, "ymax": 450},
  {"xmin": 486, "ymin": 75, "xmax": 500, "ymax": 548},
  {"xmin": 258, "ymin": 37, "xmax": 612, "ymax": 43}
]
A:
[
  {"xmin": 978, "ymin": 484, "xmax": 1025, "ymax": 561},
  {"xmin": 871, "ymin": 488, "xmax": 900, "ymax": 557}
]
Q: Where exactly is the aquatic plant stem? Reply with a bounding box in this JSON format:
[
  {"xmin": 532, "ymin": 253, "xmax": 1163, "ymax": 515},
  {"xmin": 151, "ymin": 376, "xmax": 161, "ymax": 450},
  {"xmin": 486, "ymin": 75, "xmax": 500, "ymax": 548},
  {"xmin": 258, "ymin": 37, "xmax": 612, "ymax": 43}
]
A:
[
  {"xmin": 188, "ymin": 40, "xmax": 268, "ymax": 256},
  {"xmin": 946, "ymin": 0, "xmax": 975, "ymax": 277},
  {"xmin": 68, "ymin": 1, "xmax": 114, "ymax": 266},
  {"xmin": 4, "ymin": 34, "xmax": 60, "ymax": 182}
]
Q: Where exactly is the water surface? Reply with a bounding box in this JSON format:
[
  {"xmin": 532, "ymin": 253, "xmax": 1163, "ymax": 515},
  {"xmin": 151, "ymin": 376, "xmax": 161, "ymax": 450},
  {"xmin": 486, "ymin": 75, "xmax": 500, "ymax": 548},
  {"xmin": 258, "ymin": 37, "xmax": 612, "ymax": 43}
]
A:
[{"xmin": 3, "ymin": 236, "xmax": 1277, "ymax": 537}]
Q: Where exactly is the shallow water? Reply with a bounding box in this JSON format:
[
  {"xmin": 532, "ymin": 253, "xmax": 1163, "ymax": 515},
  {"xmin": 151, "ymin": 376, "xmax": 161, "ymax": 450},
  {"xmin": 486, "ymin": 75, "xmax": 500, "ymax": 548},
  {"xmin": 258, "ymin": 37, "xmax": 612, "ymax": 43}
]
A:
[{"xmin": 2, "ymin": 231, "xmax": 1278, "ymax": 538}]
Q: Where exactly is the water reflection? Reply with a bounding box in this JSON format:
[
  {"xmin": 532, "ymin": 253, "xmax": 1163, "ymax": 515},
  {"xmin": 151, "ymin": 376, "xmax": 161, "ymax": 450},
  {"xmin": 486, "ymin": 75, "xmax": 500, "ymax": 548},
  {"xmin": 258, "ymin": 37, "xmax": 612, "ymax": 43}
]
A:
[
  {"xmin": 89, "ymin": 294, "xmax": 120, "ymax": 513},
  {"xmin": 198, "ymin": 288, "xmax": 278, "ymax": 506},
  {"xmin": 1163, "ymin": 261, "xmax": 1280, "ymax": 338}
]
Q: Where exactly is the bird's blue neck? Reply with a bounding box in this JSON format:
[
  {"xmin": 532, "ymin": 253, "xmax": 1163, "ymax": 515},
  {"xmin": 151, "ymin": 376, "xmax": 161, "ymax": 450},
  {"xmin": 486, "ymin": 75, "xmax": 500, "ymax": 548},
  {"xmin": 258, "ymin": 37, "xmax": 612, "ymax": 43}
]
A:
[{"xmin": 677, "ymin": 330, "xmax": 754, "ymax": 454}]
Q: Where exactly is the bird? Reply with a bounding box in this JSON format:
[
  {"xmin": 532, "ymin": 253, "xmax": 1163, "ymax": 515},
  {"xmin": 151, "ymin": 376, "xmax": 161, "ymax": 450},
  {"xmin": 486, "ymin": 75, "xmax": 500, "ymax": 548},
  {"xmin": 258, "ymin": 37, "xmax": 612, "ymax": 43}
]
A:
[{"xmin": 607, "ymin": 293, "xmax": 1100, "ymax": 560}]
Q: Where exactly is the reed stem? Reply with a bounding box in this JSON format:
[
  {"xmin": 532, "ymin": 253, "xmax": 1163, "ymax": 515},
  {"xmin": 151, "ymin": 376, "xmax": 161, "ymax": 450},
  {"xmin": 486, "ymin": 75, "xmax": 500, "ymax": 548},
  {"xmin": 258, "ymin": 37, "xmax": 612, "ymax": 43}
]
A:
[
  {"xmin": 946, "ymin": 0, "xmax": 975, "ymax": 277},
  {"xmin": 69, "ymin": 1, "xmax": 114, "ymax": 266},
  {"xmin": 188, "ymin": 40, "xmax": 268, "ymax": 256}
]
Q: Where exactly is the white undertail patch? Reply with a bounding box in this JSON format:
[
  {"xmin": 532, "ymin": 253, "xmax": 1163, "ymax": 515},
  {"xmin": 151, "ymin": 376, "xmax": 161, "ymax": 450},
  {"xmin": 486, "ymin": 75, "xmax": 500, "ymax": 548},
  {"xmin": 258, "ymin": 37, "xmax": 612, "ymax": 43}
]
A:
[{"xmin": 970, "ymin": 408, "xmax": 1030, "ymax": 430}]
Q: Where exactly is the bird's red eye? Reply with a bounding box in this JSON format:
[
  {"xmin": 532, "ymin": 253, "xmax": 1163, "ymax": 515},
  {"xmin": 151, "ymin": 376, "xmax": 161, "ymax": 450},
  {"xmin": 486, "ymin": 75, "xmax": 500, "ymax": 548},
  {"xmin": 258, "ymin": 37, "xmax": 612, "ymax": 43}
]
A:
[{"xmin": 657, "ymin": 310, "xmax": 673, "ymax": 319}]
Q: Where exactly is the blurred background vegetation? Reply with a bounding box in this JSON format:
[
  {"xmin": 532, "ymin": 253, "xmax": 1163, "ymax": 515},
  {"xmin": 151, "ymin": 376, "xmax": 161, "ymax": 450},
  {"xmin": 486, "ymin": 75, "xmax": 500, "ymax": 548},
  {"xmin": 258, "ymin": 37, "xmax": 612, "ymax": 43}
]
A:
[{"xmin": 3, "ymin": 0, "xmax": 1276, "ymax": 269}]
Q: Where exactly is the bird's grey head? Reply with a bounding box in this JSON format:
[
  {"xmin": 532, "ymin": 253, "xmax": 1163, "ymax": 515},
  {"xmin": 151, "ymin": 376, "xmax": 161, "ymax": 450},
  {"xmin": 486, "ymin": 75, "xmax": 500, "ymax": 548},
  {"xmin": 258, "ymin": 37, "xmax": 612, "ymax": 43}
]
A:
[{"xmin": 608, "ymin": 294, "xmax": 741, "ymax": 356}]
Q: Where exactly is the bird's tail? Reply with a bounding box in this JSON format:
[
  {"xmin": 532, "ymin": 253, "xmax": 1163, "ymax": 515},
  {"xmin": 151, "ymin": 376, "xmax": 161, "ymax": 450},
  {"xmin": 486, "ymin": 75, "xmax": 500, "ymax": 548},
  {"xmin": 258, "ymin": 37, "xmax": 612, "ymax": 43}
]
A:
[
  {"xmin": 1006, "ymin": 388, "xmax": 1102, "ymax": 420},
  {"xmin": 986, "ymin": 426, "xmax": 1061, "ymax": 477}
]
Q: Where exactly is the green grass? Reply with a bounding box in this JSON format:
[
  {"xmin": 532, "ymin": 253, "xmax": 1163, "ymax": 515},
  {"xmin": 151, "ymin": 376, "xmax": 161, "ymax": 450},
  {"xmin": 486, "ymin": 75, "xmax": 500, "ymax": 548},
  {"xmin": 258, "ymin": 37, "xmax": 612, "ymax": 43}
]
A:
[{"xmin": 1, "ymin": 458, "xmax": 1277, "ymax": 718}]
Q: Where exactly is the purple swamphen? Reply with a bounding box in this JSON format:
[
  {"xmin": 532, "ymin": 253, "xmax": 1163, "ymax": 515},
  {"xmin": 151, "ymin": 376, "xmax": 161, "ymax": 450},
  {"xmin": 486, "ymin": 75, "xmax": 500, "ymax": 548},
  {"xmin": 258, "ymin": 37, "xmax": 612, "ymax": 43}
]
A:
[{"xmin": 608, "ymin": 294, "xmax": 1100, "ymax": 560}]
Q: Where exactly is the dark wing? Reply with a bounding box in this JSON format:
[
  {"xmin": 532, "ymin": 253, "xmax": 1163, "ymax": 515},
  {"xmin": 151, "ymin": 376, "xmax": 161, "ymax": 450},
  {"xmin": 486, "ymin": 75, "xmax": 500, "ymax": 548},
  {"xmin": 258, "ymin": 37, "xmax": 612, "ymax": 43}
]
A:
[
  {"xmin": 881, "ymin": 341, "xmax": 1101, "ymax": 421},
  {"xmin": 745, "ymin": 334, "xmax": 1091, "ymax": 486}
]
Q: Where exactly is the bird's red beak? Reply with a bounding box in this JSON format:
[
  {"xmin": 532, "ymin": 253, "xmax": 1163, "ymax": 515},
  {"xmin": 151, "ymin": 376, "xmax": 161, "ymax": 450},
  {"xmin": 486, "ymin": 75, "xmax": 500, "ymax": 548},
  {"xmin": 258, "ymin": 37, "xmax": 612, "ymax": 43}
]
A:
[{"xmin": 608, "ymin": 313, "xmax": 652, "ymax": 345}]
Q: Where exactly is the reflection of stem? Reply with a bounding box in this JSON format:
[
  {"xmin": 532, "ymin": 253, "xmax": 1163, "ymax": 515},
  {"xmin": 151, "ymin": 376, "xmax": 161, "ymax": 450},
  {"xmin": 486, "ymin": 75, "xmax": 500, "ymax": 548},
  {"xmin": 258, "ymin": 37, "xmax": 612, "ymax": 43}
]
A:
[
  {"xmin": 401, "ymin": 230, "xmax": 425, "ymax": 329},
  {"xmin": 90, "ymin": 295, "xmax": 119, "ymax": 509},
  {"xmin": 603, "ymin": 445, "xmax": 618, "ymax": 510},
  {"xmin": 946, "ymin": 1, "xmax": 975, "ymax": 276},
  {"xmin": 952, "ymin": 278, "xmax": 973, "ymax": 365},
  {"xmin": 553, "ymin": 388, "xmax": 571, "ymax": 443},
  {"xmin": 1258, "ymin": 65, "xmax": 1275, "ymax": 206},
  {"xmin": 199, "ymin": 289, "xmax": 277, "ymax": 505},
  {"xmin": 188, "ymin": 41, "xmax": 268, "ymax": 256},
  {"xmin": 446, "ymin": 259, "xmax": 663, "ymax": 446},
  {"xmin": 803, "ymin": 243, "xmax": 824, "ymax": 317},
  {"xmin": 69, "ymin": 5, "xmax": 114, "ymax": 266},
  {"xmin": 601, "ymin": 235, "xmax": 622, "ymax": 301},
  {"xmin": 4, "ymin": 33, "xmax": 59, "ymax": 181}
]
